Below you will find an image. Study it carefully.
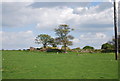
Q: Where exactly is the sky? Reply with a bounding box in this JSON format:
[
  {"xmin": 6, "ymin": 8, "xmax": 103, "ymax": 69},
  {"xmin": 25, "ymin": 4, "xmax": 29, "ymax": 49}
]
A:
[
  {"xmin": 118, "ymin": 1, "xmax": 120, "ymax": 34},
  {"xmin": 1, "ymin": 1, "xmax": 118, "ymax": 50}
]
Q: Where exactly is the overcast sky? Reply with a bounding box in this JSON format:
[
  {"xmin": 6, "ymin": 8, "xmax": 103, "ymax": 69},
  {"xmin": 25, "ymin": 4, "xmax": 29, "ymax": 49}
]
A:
[
  {"xmin": 1, "ymin": 1, "xmax": 117, "ymax": 50},
  {"xmin": 118, "ymin": 1, "xmax": 120, "ymax": 34}
]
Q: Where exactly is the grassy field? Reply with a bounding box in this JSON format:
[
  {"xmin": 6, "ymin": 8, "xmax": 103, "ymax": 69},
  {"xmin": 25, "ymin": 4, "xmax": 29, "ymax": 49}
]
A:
[{"xmin": 2, "ymin": 50, "xmax": 118, "ymax": 79}]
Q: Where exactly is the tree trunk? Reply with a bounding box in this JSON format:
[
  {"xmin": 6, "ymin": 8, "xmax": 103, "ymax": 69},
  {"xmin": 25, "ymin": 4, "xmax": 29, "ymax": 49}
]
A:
[
  {"xmin": 64, "ymin": 43, "xmax": 67, "ymax": 53},
  {"xmin": 43, "ymin": 43, "xmax": 47, "ymax": 48}
]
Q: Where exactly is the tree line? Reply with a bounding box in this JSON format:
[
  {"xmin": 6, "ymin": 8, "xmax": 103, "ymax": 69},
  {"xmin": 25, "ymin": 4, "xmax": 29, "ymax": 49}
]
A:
[
  {"xmin": 35, "ymin": 24, "xmax": 74, "ymax": 52},
  {"xmin": 101, "ymin": 35, "xmax": 120, "ymax": 52},
  {"xmin": 35, "ymin": 24, "xmax": 120, "ymax": 53}
]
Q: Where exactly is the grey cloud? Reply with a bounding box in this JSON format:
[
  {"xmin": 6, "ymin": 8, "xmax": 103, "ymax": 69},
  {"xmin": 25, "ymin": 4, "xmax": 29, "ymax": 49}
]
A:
[
  {"xmin": 80, "ymin": 23, "xmax": 113, "ymax": 28},
  {"xmin": 73, "ymin": 2, "xmax": 113, "ymax": 15},
  {"xmin": 29, "ymin": 2, "xmax": 90, "ymax": 8},
  {"xmin": 2, "ymin": 2, "xmax": 114, "ymax": 33},
  {"xmin": 2, "ymin": 31, "xmax": 37, "ymax": 50},
  {"xmin": 96, "ymin": 2, "xmax": 113, "ymax": 12},
  {"xmin": 2, "ymin": 2, "xmax": 35, "ymax": 27}
]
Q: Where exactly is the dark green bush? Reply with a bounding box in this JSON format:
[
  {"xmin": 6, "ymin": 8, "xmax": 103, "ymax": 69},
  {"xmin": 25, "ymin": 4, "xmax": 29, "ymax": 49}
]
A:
[
  {"xmin": 83, "ymin": 46, "xmax": 94, "ymax": 50},
  {"xmin": 101, "ymin": 49, "xmax": 115, "ymax": 53},
  {"xmin": 46, "ymin": 49, "xmax": 64, "ymax": 53}
]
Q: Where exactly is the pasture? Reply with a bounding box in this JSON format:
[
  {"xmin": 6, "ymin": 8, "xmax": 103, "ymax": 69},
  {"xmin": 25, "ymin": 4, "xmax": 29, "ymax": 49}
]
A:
[{"xmin": 2, "ymin": 50, "xmax": 118, "ymax": 79}]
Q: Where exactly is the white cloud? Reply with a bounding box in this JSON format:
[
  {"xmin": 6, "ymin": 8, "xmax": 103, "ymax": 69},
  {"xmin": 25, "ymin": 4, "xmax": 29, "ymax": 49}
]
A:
[
  {"xmin": 96, "ymin": 33, "xmax": 106, "ymax": 38},
  {"xmin": 72, "ymin": 38, "xmax": 80, "ymax": 43},
  {"xmin": 72, "ymin": 32, "xmax": 112, "ymax": 49},
  {"xmin": 2, "ymin": 2, "xmax": 115, "ymax": 49},
  {"xmin": 2, "ymin": 2, "xmax": 114, "ymax": 32},
  {"xmin": 80, "ymin": 32, "xmax": 107, "ymax": 39},
  {"xmin": 1, "ymin": 0, "xmax": 34, "ymax": 2},
  {"xmin": 1, "ymin": 31, "xmax": 36, "ymax": 49}
]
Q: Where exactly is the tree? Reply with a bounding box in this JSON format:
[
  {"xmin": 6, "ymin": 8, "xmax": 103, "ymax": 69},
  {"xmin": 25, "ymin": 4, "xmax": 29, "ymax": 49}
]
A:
[
  {"xmin": 107, "ymin": 35, "xmax": 120, "ymax": 49},
  {"xmin": 54, "ymin": 24, "xmax": 74, "ymax": 52},
  {"xmin": 83, "ymin": 46, "xmax": 94, "ymax": 50},
  {"xmin": 35, "ymin": 34, "xmax": 51, "ymax": 48},
  {"xmin": 101, "ymin": 43, "xmax": 114, "ymax": 50},
  {"xmin": 108, "ymin": 35, "xmax": 120, "ymax": 51},
  {"xmin": 48, "ymin": 38, "xmax": 58, "ymax": 47}
]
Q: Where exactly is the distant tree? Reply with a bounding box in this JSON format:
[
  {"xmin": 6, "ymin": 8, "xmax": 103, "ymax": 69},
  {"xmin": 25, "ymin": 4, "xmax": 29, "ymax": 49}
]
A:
[
  {"xmin": 61, "ymin": 46, "xmax": 71, "ymax": 51},
  {"xmin": 54, "ymin": 24, "xmax": 74, "ymax": 52},
  {"xmin": 101, "ymin": 43, "xmax": 114, "ymax": 50},
  {"xmin": 72, "ymin": 47, "xmax": 81, "ymax": 51},
  {"xmin": 83, "ymin": 46, "xmax": 94, "ymax": 50},
  {"xmin": 107, "ymin": 35, "xmax": 120, "ymax": 51},
  {"xmin": 73, "ymin": 47, "xmax": 81, "ymax": 50},
  {"xmin": 35, "ymin": 34, "xmax": 51, "ymax": 48},
  {"xmin": 48, "ymin": 38, "xmax": 59, "ymax": 47}
]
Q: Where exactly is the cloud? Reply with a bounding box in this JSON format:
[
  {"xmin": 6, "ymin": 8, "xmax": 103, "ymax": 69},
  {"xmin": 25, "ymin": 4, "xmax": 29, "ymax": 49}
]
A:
[
  {"xmin": 29, "ymin": 2, "xmax": 90, "ymax": 8},
  {"xmin": 2, "ymin": 2, "xmax": 35, "ymax": 27},
  {"xmin": 1, "ymin": 0, "xmax": 34, "ymax": 2},
  {"xmin": 2, "ymin": 2, "xmax": 115, "ymax": 49},
  {"xmin": 72, "ymin": 32, "xmax": 112, "ymax": 49},
  {"xmin": 79, "ymin": 32, "xmax": 107, "ymax": 39},
  {"xmin": 1, "ymin": 30, "xmax": 36, "ymax": 49},
  {"xmin": 2, "ymin": 2, "xmax": 114, "ymax": 32}
]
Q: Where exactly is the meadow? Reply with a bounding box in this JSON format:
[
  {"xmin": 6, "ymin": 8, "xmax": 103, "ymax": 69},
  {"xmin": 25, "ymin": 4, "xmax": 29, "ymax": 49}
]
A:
[{"xmin": 2, "ymin": 50, "xmax": 118, "ymax": 79}]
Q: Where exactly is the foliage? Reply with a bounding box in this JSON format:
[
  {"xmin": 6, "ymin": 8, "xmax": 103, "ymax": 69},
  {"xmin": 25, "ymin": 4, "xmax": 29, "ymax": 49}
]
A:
[
  {"xmin": 101, "ymin": 43, "xmax": 115, "ymax": 53},
  {"xmin": 48, "ymin": 38, "xmax": 59, "ymax": 47},
  {"xmin": 55, "ymin": 24, "xmax": 74, "ymax": 52},
  {"xmin": 101, "ymin": 43, "xmax": 114, "ymax": 50},
  {"xmin": 35, "ymin": 34, "xmax": 51, "ymax": 48},
  {"xmin": 46, "ymin": 49, "xmax": 64, "ymax": 53},
  {"xmin": 72, "ymin": 47, "xmax": 81, "ymax": 50},
  {"xmin": 61, "ymin": 46, "xmax": 71, "ymax": 51},
  {"xmin": 83, "ymin": 46, "xmax": 94, "ymax": 50},
  {"xmin": 108, "ymin": 35, "xmax": 120, "ymax": 50}
]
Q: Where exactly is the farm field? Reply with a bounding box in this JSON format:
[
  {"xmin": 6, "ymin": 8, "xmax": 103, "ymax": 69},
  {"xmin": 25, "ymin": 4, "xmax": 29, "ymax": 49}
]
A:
[{"xmin": 2, "ymin": 50, "xmax": 118, "ymax": 79}]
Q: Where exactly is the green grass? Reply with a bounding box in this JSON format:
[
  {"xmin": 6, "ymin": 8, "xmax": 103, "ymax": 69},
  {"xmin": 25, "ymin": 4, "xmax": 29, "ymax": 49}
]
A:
[{"xmin": 2, "ymin": 50, "xmax": 118, "ymax": 79}]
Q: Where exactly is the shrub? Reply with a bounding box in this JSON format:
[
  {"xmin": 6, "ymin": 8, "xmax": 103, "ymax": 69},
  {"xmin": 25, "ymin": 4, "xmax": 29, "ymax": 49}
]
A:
[
  {"xmin": 83, "ymin": 46, "xmax": 94, "ymax": 50},
  {"xmin": 46, "ymin": 49, "xmax": 64, "ymax": 53},
  {"xmin": 61, "ymin": 46, "xmax": 71, "ymax": 51},
  {"xmin": 94, "ymin": 49, "xmax": 102, "ymax": 53},
  {"xmin": 101, "ymin": 43, "xmax": 114, "ymax": 50},
  {"xmin": 36, "ymin": 48, "xmax": 41, "ymax": 50},
  {"xmin": 101, "ymin": 49, "xmax": 115, "ymax": 53},
  {"xmin": 72, "ymin": 47, "xmax": 80, "ymax": 50}
]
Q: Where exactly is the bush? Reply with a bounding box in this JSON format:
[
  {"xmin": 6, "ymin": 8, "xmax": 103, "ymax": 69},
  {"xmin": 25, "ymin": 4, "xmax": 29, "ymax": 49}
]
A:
[
  {"xmin": 101, "ymin": 49, "xmax": 115, "ymax": 53},
  {"xmin": 36, "ymin": 48, "xmax": 41, "ymax": 50},
  {"xmin": 61, "ymin": 46, "xmax": 71, "ymax": 51},
  {"xmin": 83, "ymin": 46, "xmax": 94, "ymax": 50},
  {"xmin": 101, "ymin": 43, "xmax": 114, "ymax": 50},
  {"xmin": 94, "ymin": 49, "xmax": 102, "ymax": 53},
  {"xmin": 46, "ymin": 49, "xmax": 64, "ymax": 53},
  {"xmin": 72, "ymin": 47, "xmax": 80, "ymax": 50}
]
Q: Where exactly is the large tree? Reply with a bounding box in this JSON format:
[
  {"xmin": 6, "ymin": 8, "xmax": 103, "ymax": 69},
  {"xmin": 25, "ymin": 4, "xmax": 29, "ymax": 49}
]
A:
[
  {"xmin": 55, "ymin": 24, "xmax": 74, "ymax": 52},
  {"xmin": 35, "ymin": 34, "xmax": 51, "ymax": 48}
]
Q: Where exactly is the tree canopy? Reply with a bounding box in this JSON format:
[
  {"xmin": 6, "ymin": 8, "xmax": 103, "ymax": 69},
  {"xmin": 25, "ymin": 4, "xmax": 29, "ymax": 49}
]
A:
[
  {"xmin": 101, "ymin": 43, "xmax": 114, "ymax": 50},
  {"xmin": 83, "ymin": 46, "xmax": 94, "ymax": 50},
  {"xmin": 48, "ymin": 38, "xmax": 59, "ymax": 47},
  {"xmin": 35, "ymin": 34, "xmax": 51, "ymax": 48},
  {"xmin": 54, "ymin": 24, "xmax": 74, "ymax": 52}
]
